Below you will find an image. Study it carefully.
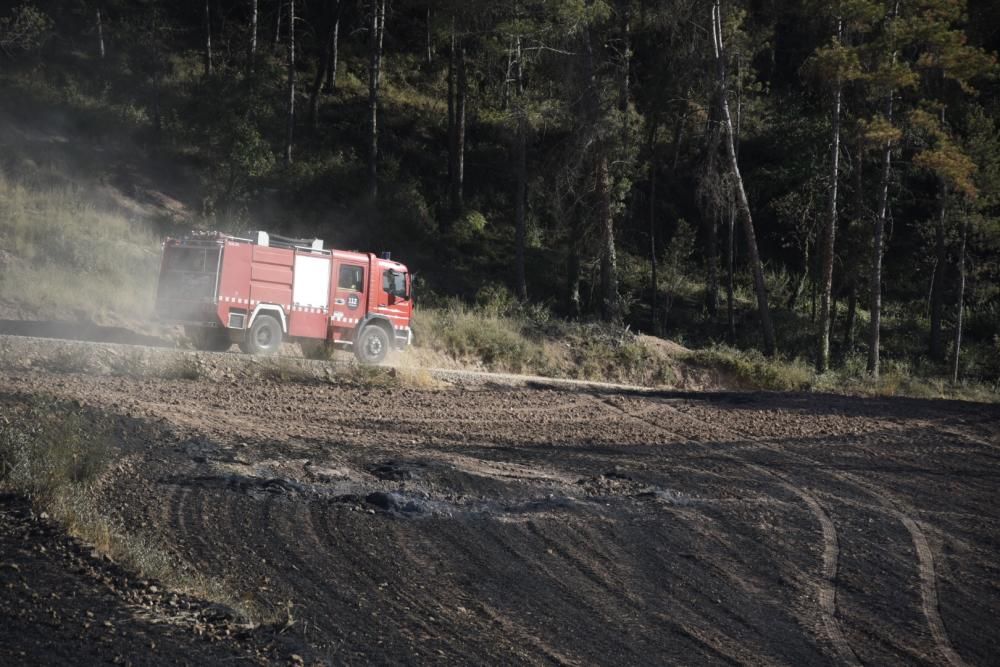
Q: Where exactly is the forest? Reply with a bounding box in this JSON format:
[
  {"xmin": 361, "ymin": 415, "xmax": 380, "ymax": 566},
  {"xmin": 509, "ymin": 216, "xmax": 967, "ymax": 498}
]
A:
[{"xmin": 1, "ymin": 0, "xmax": 999, "ymax": 388}]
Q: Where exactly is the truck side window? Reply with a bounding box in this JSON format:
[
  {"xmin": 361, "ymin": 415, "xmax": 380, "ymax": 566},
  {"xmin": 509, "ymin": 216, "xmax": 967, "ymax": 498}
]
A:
[{"xmin": 339, "ymin": 265, "xmax": 364, "ymax": 292}]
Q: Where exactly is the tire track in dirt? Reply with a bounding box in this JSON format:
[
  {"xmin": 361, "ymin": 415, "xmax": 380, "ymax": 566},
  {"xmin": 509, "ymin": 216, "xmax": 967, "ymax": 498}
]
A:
[
  {"xmin": 898, "ymin": 515, "xmax": 968, "ymax": 667},
  {"xmin": 634, "ymin": 395, "xmax": 970, "ymax": 667},
  {"xmin": 590, "ymin": 393, "xmax": 861, "ymax": 665}
]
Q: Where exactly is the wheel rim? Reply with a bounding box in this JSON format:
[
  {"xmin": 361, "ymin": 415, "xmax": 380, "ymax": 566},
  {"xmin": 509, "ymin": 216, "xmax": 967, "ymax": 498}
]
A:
[
  {"xmin": 365, "ymin": 334, "xmax": 383, "ymax": 358},
  {"xmin": 256, "ymin": 327, "xmax": 273, "ymax": 347}
]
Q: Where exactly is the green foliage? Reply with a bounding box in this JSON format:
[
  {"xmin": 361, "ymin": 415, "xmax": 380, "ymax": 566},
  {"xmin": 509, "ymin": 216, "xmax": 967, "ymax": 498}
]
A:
[{"xmin": 0, "ymin": 3, "xmax": 51, "ymax": 56}]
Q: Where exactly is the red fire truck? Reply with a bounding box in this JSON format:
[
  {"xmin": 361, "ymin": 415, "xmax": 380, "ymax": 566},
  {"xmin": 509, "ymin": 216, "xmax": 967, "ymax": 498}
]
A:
[{"xmin": 155, "ymin": 231, "xmax": 412, "ymax": 364}]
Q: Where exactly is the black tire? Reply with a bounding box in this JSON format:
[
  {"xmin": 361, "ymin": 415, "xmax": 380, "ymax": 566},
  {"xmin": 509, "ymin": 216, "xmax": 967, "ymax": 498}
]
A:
[
  {"xmin": 354, "ymin": 325, "xmax": 390, "ymax": 365},
  {"xmin": 186, "ymin": 326, "xmax": 231, "ymax": 352},
  {"xmin": 243, "ymin": 314, "xmax": 283, "ymax": 355}
]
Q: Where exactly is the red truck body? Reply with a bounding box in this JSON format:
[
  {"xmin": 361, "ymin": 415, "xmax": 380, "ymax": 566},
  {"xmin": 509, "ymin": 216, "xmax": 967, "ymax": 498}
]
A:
[{"xmin": 155, "ymin": 231, "xmax": 412, "ymax": 362}]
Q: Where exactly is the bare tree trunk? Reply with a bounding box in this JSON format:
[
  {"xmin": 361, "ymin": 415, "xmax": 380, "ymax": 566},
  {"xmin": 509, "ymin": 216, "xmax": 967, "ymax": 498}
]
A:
[
  {"xmin": 367, "ymin": 0, "xmax": 385, "ymax": 202},
  {"xmin": 455, "ymin": 46, "xmax": 466, "ymax": 213},
  {"xmin": 308, "ymin": 18, "xmax": 334, "ymax": 129},
  {"xmin": 868, "ymin": 1, "xmax": 899, "ymax": 378},
  {"xmin": 568, "ymin": 232, "xmax": 581, "ymax": 317},
  {"xmin": 447, "ymin": 19, "xmax": 456, "ymax": 218},
  {"xmin": 844, "ymin": 286, "xmax": 857, "ymax": 348},
  {"xmin": 597, "ymin": 154, "xmax": 620, "ymax": 322},
  {"xmin": 515, "ymin": 118, "xmax": 527, "ymax": 300},
  {"xmin": 249, "ymin": 0, "xmax": 257, "ymax": 60},
  {"xmin": 650, "ymin": 156, "xmax": 659, "ymax": 335},
  {"xmin": 727, "ymin": 199, "xmax": 736, "ymax": 342},
  {"xmin": 204, "ymin": 0, "xmax": 213, "ymax": 77},
  {"xmin": 274, "ymin": 0, "xmax": 282, "ymax": 47},
  {"xmin": 284, "ymin": 0, "xmax": 295, "ymax": 164},
  {"xmin": 96, "ymin": 7, "xmax": 105, "ymax": 59},
  {"xmin": 706, "ymin": 213, "xmax": 719, "ymax": 316},
  {"xmin": 868, "ymin": 95, "xmax": 892, "ymax": 378},
  {"xmin": 951, "ymin": 219, "xmax": 968, "ymax": 384},
  {"xmin": 929, "ymin": 191, "xmax": 948, "ymax": 359},
  {"xmin": 818, "ymin": 18, "xmax": 843, "ymax": 373},
  {"xmin": 426, "ymin": 6, "xmax": 433, "ymax": 66},
  {"xmin": 448, "ymin": 22, "xmax": 466, "ymax": 218},
  {"xmin": 711, "ymin": 1, "xmax": 776, "ymax": 356},
  {"xmin": 326, "ymin": 14, "xmax": 339, "ymax": 92}
]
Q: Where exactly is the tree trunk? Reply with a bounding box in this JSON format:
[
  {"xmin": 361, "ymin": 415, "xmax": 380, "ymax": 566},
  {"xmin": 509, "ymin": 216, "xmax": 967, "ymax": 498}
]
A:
[
  {"xmin": 568, "ymin": 233, "xmax": 581, "ymax": 318},
  {"xmin": 844, "ymin": 285, "xmax": 857, "ymax": 349},
  {"xmin": 326, "ymin": 15, "xmax": 339, "ymax": 92},
  {"xmin": 514, "ymin": 117, "xmax": 527, "ymax": 300},
  {"xmin": 951, "ymin": 219, "xmax": 968, "ymax": 384},
  {"xmin": 96, "ymin": 8, "xmax": 105, "ymax": 59},
  {"xmin": 818, "ymin": 20, "xmax": 842, "ymax": 373},
  {"xmin": 455, "ymin": 46, "xmax": 466, "ymax": 213},
  {"xmin": 448, "ymin": 22, "xmax": 466, "ymax": 219},
  {"xmin": 868, "ymin": 96, "xmax": 892, "ymax": 378},
  {"xmin": 711, "ymin": 1, "xmax": 776, "ymax": 356},
  {"xmin": 650, "ymin": 157, "xmax": 659, "ymax": 335},
  {"xmin": 308, "ymin": 21, "xmax": 334, "ymax": 129},
  {"xmin": 274, "ymin": 0, "xmax": 282, "ymax": 47},
  {"xmin": 204, "ymin": 0, "xmax": 213, "ymax": 77},
  {"xmin": 426, "ymin": 7, "xmax": 433, "ymax": 66},
  {"xmin": 284, "ymin": 0, "xmax": 295, "ymax": 164},
  {"xmin": 727, "ymin": 199, "xmax": 736, "ymax": 342},
  {"xmin": 706, "ymin": 212, "xmax": 719, "ymax": 316},
  {"xmin": 868, "ymin": 1, "xmax": 899, "ymax": 378},
  {"xmin": 597, "ymin": 154, "xmax": 620, "ymax": 322},
  {"xmin": 367, "ymin": 0, "xmax": 385, "ymax": 202},
  {"xmin": 447, "ymin": 20, "xmax": 456, "ymax": 219},
  {"xmin": 249, "ymin": 0, "xmax": 257, "ymax": 60},
  {"xmin": 929, "ymin": 191, "xmax": 948, "ymax": 359},
  {"xmin": 512, "ymin": 30, "xmax": 527, "ymax": 299}
]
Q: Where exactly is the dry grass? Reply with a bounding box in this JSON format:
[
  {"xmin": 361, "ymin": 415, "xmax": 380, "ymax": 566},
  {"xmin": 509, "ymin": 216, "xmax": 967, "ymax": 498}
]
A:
[
  {"xmin": 0, "ymin": 399, "xmax": 269, "ymax": 624},
  {"xmin": 0, "ymin": 172, "xmax": 159, "ymax": 318}
]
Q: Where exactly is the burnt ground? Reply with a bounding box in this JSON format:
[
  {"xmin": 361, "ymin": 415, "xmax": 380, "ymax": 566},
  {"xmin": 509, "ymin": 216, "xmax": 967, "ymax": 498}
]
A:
[{"xmin": 1, "ymin": 361, "xmax": 999, "ymax": 665}]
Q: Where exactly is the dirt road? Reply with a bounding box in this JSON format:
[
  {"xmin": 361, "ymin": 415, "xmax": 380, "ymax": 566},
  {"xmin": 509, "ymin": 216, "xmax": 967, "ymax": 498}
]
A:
[{"xmin": 1, "ymin": 343, "xmax": 999, "ymax": 665}]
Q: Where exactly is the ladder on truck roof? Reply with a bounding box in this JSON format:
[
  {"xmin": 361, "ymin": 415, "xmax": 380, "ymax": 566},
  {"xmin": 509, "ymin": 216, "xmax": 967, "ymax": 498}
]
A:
[{"xmin": 253, "ymin": 231, "xmax": 325, "ymax": 252}]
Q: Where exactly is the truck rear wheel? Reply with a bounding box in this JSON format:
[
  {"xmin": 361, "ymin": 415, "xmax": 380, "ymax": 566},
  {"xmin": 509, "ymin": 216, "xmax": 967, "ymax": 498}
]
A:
[
  {"xmin": 186, "ymin": 326, "xmax": 231, "ymax": 352},
  {"xmin": 242, "ymin": 314, "xmax": 283, "ymax": 355},
  {"xmin": 355, "ymin": 325, "xmax": 390, "ymax": 365}
]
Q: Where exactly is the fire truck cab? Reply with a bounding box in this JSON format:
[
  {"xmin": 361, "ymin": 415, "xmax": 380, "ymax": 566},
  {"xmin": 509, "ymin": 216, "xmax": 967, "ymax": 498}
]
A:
[{"xmin": 155, "ymin": 231, "xmax": 412, "ymax": 364}]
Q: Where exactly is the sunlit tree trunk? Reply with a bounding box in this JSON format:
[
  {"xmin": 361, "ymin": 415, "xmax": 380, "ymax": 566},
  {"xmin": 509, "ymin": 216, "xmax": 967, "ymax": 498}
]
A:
[
  {"xmin": 367, "ymin": 0, "xmax": 385, "ymax": 202},
  {"xmin": 650, "ymin": 156, "xmax": 659, "ymax": 335},
  {"xmin": 204, "ymin": 0, "xmax": 213, "ymax": 77},
  {"xmin": 515, "ymin": 118, "xmax": 527, "ymax": 300},
  {"xmin": 868, "ymin": 92, "xmax": 892, "ymax": 378},
  {"xmin": 711, "ymin": 1, "xmax": 776, "ymax": 356},
  {"xmin": 284, "ymin": 0, "xmax": 295, "ymax": 164},
  {"xmin": 324, "ymin": 9, "xmax": 339, "ymax": 92},
  {"xmin": 951, "ymin": 219, "xmax": 968, "ymax": 384},
  {"xmin": 96, "ymin": 7, "xmax": 105, "ymax": 59},
  {"xmin": 448, "ymin": 21, "xmax": 466, "ymax": 219},
  {"xmin": 426, "ymin": 7, "xmax": 433, "ymax": 66},
  {"xmin": 513, "ymin": 35, "xmax": 527, "ymax": 300},
  {"xmin": 274, "ymin": 0, "xmax": 282, "ymax": 47},
  {"xmin": 818, "ymin": 17, "xmax": 843, "ymax": 373},
  {"xmin": 249, "ymin": 0, "xmax": 257, "ymax": 60},
  {"xmin": 597, "ymin": 154, "xmax": 620, "ymax": 322},
  {"xmin": 929, "ymin": 190, "xmax": 948, "ymax": 359},
  {"xmin": 308, "ymin": 14, "xmax": 336, "ymax": 129}
]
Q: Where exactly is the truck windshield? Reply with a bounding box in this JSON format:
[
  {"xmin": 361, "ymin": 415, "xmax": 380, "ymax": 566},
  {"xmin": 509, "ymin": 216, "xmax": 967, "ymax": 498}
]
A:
[{"xmin": 382, "ymin": 270, "xmax": 408, "ymax": 299}]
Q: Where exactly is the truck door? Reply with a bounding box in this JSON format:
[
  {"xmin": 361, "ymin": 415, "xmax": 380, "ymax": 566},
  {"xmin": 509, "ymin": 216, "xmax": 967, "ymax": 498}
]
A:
[
  {"xmin": 288, "ymin": 250, "xmax": 331, "ymax": 339},
  {"xmin": 330, "ymin": 260, "xmax": 366, "ymax": 333}
]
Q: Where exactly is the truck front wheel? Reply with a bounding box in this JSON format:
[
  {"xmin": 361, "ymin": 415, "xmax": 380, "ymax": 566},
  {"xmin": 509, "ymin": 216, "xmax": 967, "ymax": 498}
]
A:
[
  {"xmin": 355, "ymin": 325, "xmax": 390, "ymax": 365},
  {"xmin": 242, "ymin": 314, "xmax": 283, "ymax": 355}
]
